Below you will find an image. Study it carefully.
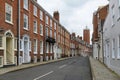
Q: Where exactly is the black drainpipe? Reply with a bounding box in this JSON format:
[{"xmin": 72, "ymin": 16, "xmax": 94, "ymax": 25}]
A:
[{"xmin": 17, "ymin": 0, "xmax": 20, "ymax": 66}]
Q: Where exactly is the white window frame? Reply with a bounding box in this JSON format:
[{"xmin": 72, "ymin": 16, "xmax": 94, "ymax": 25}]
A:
[
  {"xmin": 46, "ymin": 27, "xmax": 48, "ymax": 36},
  {"xmin": 14, "ymin": 39, "xmax": 17, "ymax": 50},
  {"xmin": 54, "ymin": 31, "xmax": 56, "ymax": 40},
  {"xmin": 33, "ymin": 5, "xmax": 37, "ymax": 16},
  {"xmin": 33, "ymin": 20, "xmax": 37, "ymax": 33},
  {"xmin": 54, "ymin": 22, "xmax": 57, "ymax": 30},
  {"xmin": 33, "ymin": 39, "xmax": 37, "ymax": 54},
  {"xmin": 0, "ymin": 35, "xmax": 3, "ymax": 48},
  {"xmin": 40, "ymin": 10, "xmax": 43, "ymax": 20},
  {"xmin": 5, "ymin": 3, "xmax": 13, "ymax": 24},
  {"xmin": 112, "ymin": 39, "xmax": 115, "ymax": 59},
  {"xmin": 50, "ymin": 43, "xmax": 52, "ymax": 53},
  {"xmin": 118, "ymin": 7, "xmax": 120, "ymax": 19},
  {"xmin": 118, "ymin": 0, "xmax": 120, "ymax": 19},
  {"xmin": 46, "ymin": 16, "xmax": 49, "ymax": 24},
  {"xmin": 29, "ymin": 41, "xmax": 31, "ymax": 51},
  {"xmin": 50, "ymin": 19, "xmax": 52, "ymax": 27},
  {"xmin": 111, "ymin": 5, "xmax": 115, "ymax": 26},
  {"xmin": 40, "ymin": 41, "xmax": 43, "ymax": 54},
  {"xmin": 117, "ymin": 36, "xmax": 120, "ymax": 59},
  {"xmin": 23, "ymin": 0, "xmax": 28, "ymax": 10},
  {"xmin": 50, "ymin": 29, "xmax": 52, "ymax": 37},
  {"xmin": 20, "ymin": 39, "xmax": 23, "ymax": 51},
  {"xmin": 23, "ymin": 14, "xmax": 28, "ymax": 30},
  {"xmin": 118, "ymin": 0, "xmax": 120, "ymax": 6},
  {"xmin": 46, "ymin": 42, "xmax": 49, "ymax": 53},
  {"xmin": 40, "ymin": 24, "xmax": 43, "ymax": 36}
]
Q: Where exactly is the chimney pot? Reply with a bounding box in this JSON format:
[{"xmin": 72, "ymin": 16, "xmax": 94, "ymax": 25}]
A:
[{"xmin": 53, "ymin": 11, "xmax": 60, "ymax": 22}]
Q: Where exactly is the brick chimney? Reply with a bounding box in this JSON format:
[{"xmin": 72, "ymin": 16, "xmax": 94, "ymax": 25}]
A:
[
  {"xmin": 72, "ymin": 33, "xmax": 76, "ymax": 37},
  {"xmin": 80, "ymin": 36, "xmax": 82, "ymax": 40},
  {"xmin": 53, "ymin": 11, "xmax": 60, "ymax": 22}
]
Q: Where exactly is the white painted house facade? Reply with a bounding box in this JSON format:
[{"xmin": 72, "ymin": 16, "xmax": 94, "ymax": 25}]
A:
[{"xmin": 103, "ymin": 0, "xmax": 120, "ymax": 75}]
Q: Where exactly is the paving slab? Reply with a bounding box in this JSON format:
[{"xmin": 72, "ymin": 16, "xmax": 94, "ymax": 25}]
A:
[{"xmin": 89, "ymin": 57, "xmax": 120, "ymax": 80}]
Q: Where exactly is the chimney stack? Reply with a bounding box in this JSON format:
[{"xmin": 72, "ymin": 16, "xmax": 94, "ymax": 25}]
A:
[
  {"xmin": 53, "ymin": 11, "xmax": 60, "ymax": 22},
  {"xmin": 80, "ymin": 36, "xmax": 82, "ymax": 40},
  {"xmin": 72, "ymin": 33, "xmax": 76, "ymax": 37}
]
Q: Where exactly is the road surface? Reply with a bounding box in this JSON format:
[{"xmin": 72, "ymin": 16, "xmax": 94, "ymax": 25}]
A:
[{"xmin": 0, "ymin": 56, "xmax": 92, "ymax": 80}]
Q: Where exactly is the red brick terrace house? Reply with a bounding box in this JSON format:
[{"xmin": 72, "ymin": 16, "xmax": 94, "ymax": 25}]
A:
[
  {"xmin": 0, "ymin": 0, "xmax": 71, "ymax": 67},
  {"xmin": 0, "ymin": 0, "xmax": 18, "ymax": 67}
]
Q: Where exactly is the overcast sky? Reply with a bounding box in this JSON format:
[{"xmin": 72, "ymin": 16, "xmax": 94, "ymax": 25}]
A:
[{"xmin": 38, "ymin": 0, "xmax": 108, "ymax": 40}]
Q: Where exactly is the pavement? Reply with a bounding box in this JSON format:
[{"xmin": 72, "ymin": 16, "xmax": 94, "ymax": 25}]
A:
[
  {"xmin": 0, "ymin": 58, "xmax": 69, "ymax": 75},
  {"xmin": 0, "ymin": 56, "xmax": 92, "ymax": 80},
  {"xmin": 89, "ymin": 57, "xmax": 120, "ymax": 80}
]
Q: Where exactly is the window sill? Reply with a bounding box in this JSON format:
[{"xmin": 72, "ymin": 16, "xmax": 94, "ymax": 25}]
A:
[
  {"xmin": 23, "ymin": 28, "xmax": 29, "ymax": 31},
  {"xmin": 40, "ymin": 18, "xmax": 43, "ymax": 21},
  {"xmin": 40, "ymin": 34, "xmax": 43, "ymax": 36},
  {"xmin": 34, "ymin": 52, "xmax": 37, "ymax": 54},
  {"xmin": 5, "ymin": 20, "xmax": 13, "ymax": 25},
  {"xmin": 14, "ymin": 49, "xmax": 17, "ymax": 51},
  {"xmin": 34, "ymin": 15, "xmax": 38, "ymax": 18},
  {"xmin": 20, "ymin": 49, "xmax": 23, "ymax": 52},
  {"xmin": 40, "ymin": 53, "xmax": 43, "ymax": 54},
  {"xmin": 0, "ymin": 47, "xmax": 4, "ymax": 50},
  {"xmin": 23, "ymin": 8, "xmax": 29, "ymax": 11},
  {"xmin": 112, "ymin": 57, "xmax": 115, "ymax": 60},
  {"xmin": 34, "ymin": 32, "xmax": 38, "ymax": 34}
]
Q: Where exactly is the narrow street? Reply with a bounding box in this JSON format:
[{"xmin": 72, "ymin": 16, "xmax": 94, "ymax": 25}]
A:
[{"xmin": 0, "ymin": 57, "xmax": 92, "ymax": 80}]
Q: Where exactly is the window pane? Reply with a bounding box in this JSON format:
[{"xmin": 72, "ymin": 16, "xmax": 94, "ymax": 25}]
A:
[
  {"xmin": 0, "ymin": 36, "xmax": 2, "ymax": 47},
  {"xmin": 46, "ymin": 27, "xmax": 48, "ymax": 36},
  {"xmin": 40, "ymin": 10, "xmax": 43, "ymax": 20},
  {"xmin": 119, "ymin": 36, "xmax": 120, "ymax": 58},
  {"xmin": 14, "ymin": 39, "xmax": 17, "ymax": 49},
  {"xmin": 46, "ymin": 16, "xmax": 48, "ymax": 24},
  {"xmin": 20, "ymin": 40, "xmax": 22, "ymax": 50},
  {"xmin": 50, "ymin": 19, "xmax": 52, "ymax": 27},
  {"xmin": 40, "ymin": 24, "xmax": 43, "ymax": 35},
  {"xmin": 24, "ymin": 14, "xmax": 28, "ymax": 29},
  {"xmin": 34, "ymin": 5, "xmax": 37, "ymax": 16},
  {"xmin": 50, "ymin": 29, "xmax": 52, "ymax": 37},
  {"xmin": 34, "ymin": 20, "xmax": 37, "ymax": 33},
  {"xmin": 40, "ymin": 41, "xmax": 43, "ymax": 54},
  {"xmin": 5, "ymin": 3, "xmax": 12, "ymax": 22},
  {"xmin": 54, "ymin": 22, "xmax": 56, "ymax": 30},
  {"xmin": 29, "ymin": 41, "xmax": 31, "ymax": 51},
  {"xmin": 24, "ymin": 0, "xmax": 28, "ymax": 10},
  {"xmin": 33, "ymin": 39, "xmax": 37, "ymax": 53},
  {"xmin": 54, "ymin": 32, "xmax": 56, "ymax": 39}
]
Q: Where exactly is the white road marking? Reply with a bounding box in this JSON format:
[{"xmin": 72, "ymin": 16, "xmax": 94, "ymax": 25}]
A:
[
  {"xmin": 33, "ymin": 71, "xmax": 53, "ymax": 80},
  {"xmin": 59, "ymin": 64, "xmax": 67, "ymax": 69}
]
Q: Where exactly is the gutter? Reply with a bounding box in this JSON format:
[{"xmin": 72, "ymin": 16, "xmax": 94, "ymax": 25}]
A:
[{"xmin": 17, "ymin": 0, "xmax": 20, "ymax": 65}]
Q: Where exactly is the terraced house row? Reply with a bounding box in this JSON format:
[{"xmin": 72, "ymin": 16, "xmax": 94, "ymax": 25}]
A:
[
  {"xmin": 0, "ymin": 0, "xmax": 92, "ymax": 67},
  {"xmin": 0, "ymin": 0, "xmax": 71, "ymax": 67},
  {"xmin": 92, "ymin": 0, "xmax": 120, "ymax": 75}
]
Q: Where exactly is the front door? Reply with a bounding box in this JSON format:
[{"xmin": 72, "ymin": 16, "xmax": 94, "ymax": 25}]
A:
[
  {"xmin": 23, "ymin": 36, "xmax": 30, "ymax": 63},
  {"xmin": 6, "ymin": 37, "xmax": 13, "ymax": 65}
]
